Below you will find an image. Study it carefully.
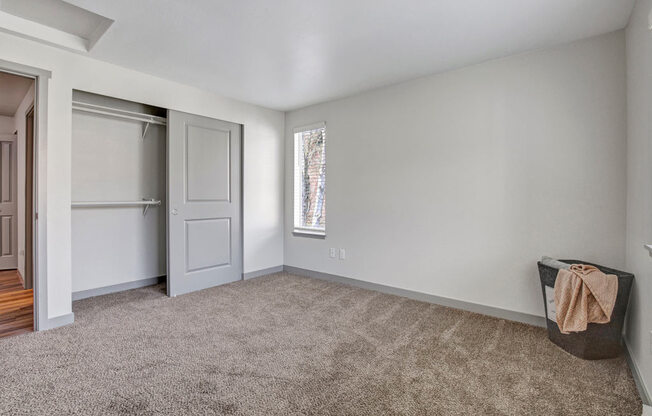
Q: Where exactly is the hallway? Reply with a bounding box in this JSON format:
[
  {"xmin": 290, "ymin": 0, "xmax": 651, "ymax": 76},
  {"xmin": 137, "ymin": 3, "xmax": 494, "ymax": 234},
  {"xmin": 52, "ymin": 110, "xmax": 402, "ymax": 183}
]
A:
[{"xmin": 0, "ymin": 270, "xmax": 33, "ymax": 338}]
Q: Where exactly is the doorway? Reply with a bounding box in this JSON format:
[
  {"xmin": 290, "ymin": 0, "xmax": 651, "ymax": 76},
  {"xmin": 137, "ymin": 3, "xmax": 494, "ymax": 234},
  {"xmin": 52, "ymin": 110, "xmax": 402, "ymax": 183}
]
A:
[{"xmin": 0, "ymin": 70, "xmax": 36, "ymax": 338}]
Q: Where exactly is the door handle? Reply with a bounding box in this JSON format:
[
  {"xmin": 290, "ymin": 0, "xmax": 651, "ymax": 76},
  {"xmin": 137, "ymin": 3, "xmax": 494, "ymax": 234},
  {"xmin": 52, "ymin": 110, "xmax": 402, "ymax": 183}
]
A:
[{"xmin": 171, "ymin": 209, "xmax": 178, "ymax": 215}]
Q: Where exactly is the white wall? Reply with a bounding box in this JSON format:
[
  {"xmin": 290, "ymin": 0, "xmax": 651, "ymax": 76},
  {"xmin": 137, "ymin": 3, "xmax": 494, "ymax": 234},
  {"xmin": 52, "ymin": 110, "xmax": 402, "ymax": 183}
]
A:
[
  {"xmin": 0, "ymin": 115, "xmax": 14, "ymax": 133},
  {"xmin": 625, "ymin": 0, "xmax": 652, "ymax": 399},
  {"xmin": 14, "ymin": 84, "xmax": 34, "ymax": 281},
  {"xmin": 0, "ymin": 31, "xmax": 285, "ymax": 321},
  {"xmin": 285, "ymin": 31, "xmax": 627, "ymax": 318}
]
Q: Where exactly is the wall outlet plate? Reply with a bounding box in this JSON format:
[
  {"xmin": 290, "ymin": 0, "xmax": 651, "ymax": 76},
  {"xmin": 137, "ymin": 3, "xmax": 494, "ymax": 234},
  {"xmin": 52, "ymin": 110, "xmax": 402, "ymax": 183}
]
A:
[
  {"xmin": 339, "ymin": 248, "xmax": 346, "ymax": 260},
  {"xmin": 329, "ymin": 248, "xmax": 336, "ymax": 258}
]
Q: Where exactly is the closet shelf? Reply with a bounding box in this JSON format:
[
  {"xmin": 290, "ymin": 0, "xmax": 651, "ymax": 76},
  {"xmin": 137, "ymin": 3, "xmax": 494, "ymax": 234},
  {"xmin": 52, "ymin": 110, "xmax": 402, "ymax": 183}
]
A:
[{"xmin": 72, "ymin": 101, "xmax": 167, "ymax": 126}]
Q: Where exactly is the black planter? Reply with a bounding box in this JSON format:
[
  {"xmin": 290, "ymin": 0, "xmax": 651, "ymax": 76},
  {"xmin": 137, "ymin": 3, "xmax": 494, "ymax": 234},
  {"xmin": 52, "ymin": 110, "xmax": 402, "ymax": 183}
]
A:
[{"xmin": 537, "ymin": 260, "xmax": 634, "ymax": 360}]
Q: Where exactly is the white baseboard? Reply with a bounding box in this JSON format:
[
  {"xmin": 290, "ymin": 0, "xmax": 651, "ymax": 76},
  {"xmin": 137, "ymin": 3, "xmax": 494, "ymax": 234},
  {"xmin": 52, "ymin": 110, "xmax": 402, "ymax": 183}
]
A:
[
  {"xmin": 72, "ymin": 276, "xmax": 166, "ymax": 301},
  {"xmin": 643, "ymin": 404, "xmax": 652, "ymax": 416},
  {"xmin": 625, "ymin": 339, "xmax": 652, "ymax": 407},
  {"xmin": 37, "ymin": 312, "xmax": 74, "ymax": 331},
  {"xmin": 243, "ymin": 265, "xmax": 284, "ymax": 280},
  {"xmin": 283, "ymin": 265, "xmax": 547, "ymax": 328}
]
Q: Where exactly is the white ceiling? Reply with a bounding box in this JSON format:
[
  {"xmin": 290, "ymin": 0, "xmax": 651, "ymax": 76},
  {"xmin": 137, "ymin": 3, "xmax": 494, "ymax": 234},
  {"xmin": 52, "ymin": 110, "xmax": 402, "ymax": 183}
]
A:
[
  {"xmin": 65, "ymin": 0, "xmax": 635, "ymax": 111},
  {"xmin": 0, "ymin": 71, "xmax": 33, "ymax": 117}
]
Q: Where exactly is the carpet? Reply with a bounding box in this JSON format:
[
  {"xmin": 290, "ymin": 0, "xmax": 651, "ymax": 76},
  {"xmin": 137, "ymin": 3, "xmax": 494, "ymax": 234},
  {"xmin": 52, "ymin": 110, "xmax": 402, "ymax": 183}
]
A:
[{"xmin": 0, "ymin": 273, "xmax": 642, "ymax": 415}]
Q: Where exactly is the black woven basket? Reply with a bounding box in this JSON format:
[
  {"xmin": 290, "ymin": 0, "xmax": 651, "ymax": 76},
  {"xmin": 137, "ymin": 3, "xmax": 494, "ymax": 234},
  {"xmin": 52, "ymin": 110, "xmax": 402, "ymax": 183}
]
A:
[{"xmin": 537, "ymin": 260, "xmax": 634, "ymax": 360}]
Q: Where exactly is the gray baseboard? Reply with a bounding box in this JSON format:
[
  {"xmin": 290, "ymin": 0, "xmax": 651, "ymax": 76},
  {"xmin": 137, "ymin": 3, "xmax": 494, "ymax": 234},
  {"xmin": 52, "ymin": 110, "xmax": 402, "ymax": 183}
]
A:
[
  {"xmin": 38, "ymin": 312, "xmax": 75, "ymax": 331},
  {"xmin": 283, "ymin": 265, "xmax": 547, "ymax": 328},
  {"xmin": 72, "ymin": 276, "xmax": 166, "ymax": 301},
  {"xmin": 243, "ymin": 265, "xmax": 284, "ymax": 280},
  {"xmin": 625, "ymin": 340, "xmax": 652, "ymax": 406}
]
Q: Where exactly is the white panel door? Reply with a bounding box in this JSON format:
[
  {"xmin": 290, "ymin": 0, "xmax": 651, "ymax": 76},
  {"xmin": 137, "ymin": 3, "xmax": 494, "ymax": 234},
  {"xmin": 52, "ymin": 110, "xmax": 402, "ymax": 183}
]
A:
[
  {"xmin": 167, "ymin": 111, "xmax": 242, "ymax": 297},
  {"xmin": 0, "ymin": 134, "xmax": 17, "ymax": 270}
]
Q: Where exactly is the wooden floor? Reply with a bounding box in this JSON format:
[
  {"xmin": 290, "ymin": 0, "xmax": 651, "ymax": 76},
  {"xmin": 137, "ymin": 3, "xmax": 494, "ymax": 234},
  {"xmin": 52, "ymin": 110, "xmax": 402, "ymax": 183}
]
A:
[{"xmin": 0, "ymin": 270, "xmax": 33, "ymax": 338}]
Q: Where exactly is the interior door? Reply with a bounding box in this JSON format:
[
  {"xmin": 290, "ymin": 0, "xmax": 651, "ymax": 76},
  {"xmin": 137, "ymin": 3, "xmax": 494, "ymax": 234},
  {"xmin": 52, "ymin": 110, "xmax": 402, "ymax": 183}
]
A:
[
  {"xmin": 0, "ymin": 134, "xmax": 17, "ymax": 270},
  {"xmin": 167, "ymin": 111, "xmax": 242, "ymax": 297}
]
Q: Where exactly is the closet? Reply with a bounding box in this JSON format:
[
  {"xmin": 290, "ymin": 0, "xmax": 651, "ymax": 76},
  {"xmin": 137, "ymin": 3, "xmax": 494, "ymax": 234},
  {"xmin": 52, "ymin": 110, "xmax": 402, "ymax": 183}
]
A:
[{"xmin": 71, "ymin": 91, "xmax": 242, "ymax": 300}]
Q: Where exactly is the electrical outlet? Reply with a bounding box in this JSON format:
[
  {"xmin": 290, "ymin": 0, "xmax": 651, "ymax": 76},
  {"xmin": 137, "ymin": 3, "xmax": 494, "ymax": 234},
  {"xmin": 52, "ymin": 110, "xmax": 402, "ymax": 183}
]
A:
[
  {"xmin": 329, "ymin": 248, "xmax": 336, "ymax": 258},
  {"xmin": 339, "ymin": 248, "xmax": 346, "ymax": 260}
]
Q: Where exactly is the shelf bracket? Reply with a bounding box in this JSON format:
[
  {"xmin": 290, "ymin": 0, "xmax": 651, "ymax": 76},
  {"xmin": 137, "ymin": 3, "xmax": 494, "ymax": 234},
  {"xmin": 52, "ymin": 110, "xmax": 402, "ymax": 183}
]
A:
[
  {"xmin": 142, "ymin": 198, "xmax": 155, "ymax": 216},
  {"xmin": 142, "ymin": 122, "xmax": 150, "ymax": 140}
]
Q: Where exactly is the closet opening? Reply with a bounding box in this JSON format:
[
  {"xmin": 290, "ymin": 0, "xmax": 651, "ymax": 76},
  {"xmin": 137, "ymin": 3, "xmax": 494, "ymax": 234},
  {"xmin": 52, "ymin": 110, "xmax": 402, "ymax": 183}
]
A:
[
  {"xmin": 0, "ymin": 70, "xmax": 37, "ymax": 338},
  {"xmin": 71, "ymin": 91, "xmax": 168, "ymax": 300}
]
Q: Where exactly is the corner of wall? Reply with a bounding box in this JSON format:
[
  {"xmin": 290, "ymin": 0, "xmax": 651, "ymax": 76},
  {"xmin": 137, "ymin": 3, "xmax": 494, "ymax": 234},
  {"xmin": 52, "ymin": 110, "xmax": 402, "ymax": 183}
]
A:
[
  {"xmin": 282, "ymin": 110, "xmax": 290, "ymax": 266},
  {"xmin": 624, "ymin": 0, "xmax": 652, "ymax": 404}
]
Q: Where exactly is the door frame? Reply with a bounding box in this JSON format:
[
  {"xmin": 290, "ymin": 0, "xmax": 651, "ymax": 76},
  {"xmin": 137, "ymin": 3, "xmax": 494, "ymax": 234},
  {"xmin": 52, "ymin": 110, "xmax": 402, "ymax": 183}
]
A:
[
  {"xmin": 0, "ymin": 59, "xmax": 50, "ymax": 331},
  {"xmin": 25, "ymin": 104, "xmax": 34, "ymax": 289}
]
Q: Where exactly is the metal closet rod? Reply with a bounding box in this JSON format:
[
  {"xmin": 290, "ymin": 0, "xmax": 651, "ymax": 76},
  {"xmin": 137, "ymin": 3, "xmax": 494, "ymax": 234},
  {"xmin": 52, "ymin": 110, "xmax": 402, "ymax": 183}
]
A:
[
  {"xmin": 71, "ymin": 199, "xmax": 162, "ymax": 216},
  {"xmin": 72, "ymin": 101, "xmax": 167, "ymax": 126},
  {"xmin": 71, "ymin": 200, "xmax": 162, "ymax": 208}
]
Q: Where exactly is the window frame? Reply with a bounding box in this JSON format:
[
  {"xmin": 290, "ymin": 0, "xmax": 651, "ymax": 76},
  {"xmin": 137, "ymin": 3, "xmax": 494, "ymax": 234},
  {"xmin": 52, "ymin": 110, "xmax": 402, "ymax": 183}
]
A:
[{"xmin": 293, "ymin": 122, "xmax": 327, "ymax": 238}]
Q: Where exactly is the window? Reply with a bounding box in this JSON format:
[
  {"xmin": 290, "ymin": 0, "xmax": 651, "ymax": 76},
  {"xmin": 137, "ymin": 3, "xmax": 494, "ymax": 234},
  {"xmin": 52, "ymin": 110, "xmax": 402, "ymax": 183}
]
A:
[{"xmin": 293, "ymin": 122, "xmax": 326, "ymax": 236}]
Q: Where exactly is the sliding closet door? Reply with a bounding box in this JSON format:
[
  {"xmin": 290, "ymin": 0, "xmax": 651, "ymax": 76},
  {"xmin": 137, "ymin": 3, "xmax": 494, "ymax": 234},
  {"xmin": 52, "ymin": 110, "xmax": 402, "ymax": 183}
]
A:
[{"xmin": 167, "ymin": 111, "xmax": 242, "ymax": 297}]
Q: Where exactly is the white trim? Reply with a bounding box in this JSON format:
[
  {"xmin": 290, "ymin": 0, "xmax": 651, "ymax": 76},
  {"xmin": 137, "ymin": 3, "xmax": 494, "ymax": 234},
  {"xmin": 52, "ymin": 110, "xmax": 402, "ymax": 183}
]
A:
[
  {"xmin": 38, "ymin": 312, "xmax": 74, "ymax": 331},
  {"xmin": 0, "ymin": 11, "xmax": 88, "ymax": 52},
  {"xmin": 243, "ymin": 265, "xmax": 284, "ymax": 280},
  {"xmin": 0, "ymin": 59, "xmax": 53, "ymax": 331},
  {"xmin": 284, "ymin": 266, "xmax": 547, "ymax": 327},
  {"xmin": 293, "ymin": 121, "xmax": 326, "ymax": 134},
  {"xmin": 624, "ymin": 339, "xmax": 652, "ymax": 406},
  {"xmin": 72, "ymin": 276, "xmax": 165, "ymax": 301}
]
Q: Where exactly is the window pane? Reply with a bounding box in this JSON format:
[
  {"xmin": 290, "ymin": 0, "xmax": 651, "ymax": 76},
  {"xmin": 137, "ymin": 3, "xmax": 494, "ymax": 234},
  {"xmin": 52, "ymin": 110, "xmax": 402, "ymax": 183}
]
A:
[{"xmin": 295, "ymin": 126, "xmax": 326, "ymax": 232}]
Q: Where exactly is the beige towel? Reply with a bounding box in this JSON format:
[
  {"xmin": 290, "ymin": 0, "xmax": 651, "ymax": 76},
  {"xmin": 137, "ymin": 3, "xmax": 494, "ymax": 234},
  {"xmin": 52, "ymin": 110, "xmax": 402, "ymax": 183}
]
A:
[{"xmin": 553, "ymin": 264, "xmax": 618, "ymax": 334}]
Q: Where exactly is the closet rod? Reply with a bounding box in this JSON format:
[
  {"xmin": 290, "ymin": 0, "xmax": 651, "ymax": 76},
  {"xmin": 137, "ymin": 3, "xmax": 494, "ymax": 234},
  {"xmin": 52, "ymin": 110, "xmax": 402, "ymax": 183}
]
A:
[
  {"xmin": 71, "ymin": 200, "xmax": 162, "ymax": 208},
  {"xmin": 72, "ymin": 101, "xmax": 167, "ymax": 126}
]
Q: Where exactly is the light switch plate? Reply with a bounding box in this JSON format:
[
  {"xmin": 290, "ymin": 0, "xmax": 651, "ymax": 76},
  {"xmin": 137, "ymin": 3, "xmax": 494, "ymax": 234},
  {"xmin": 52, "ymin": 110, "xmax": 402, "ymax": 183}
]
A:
[
  {"xmin": 329, "ymin": 248, "xmax": 336, "ymax": 258},
  {"xmin": 339, "ymin": 248, "xmax": 346, "ymax": 260}
]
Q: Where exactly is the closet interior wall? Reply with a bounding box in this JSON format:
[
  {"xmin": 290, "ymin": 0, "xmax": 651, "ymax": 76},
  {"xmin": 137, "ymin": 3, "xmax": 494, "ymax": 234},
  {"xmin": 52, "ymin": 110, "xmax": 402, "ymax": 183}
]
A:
[{"xmin": 71, "ymin": 91, "xmax": 166, "ymax": 297}]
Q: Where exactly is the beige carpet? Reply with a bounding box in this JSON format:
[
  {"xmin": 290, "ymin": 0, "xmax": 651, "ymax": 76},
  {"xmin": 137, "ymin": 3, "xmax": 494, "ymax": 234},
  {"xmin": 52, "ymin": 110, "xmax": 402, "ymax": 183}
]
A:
[{"xmin": 0, "ymin": 273, "xmax": 642, "ymax": 415}]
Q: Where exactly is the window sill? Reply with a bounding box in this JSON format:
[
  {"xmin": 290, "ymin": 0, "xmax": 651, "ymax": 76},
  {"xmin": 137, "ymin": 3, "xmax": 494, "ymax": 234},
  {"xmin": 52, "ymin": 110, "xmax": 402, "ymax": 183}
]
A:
[{"xmin": 293, "ymin": 228, "xmax": 326, "ymax": 239}]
